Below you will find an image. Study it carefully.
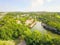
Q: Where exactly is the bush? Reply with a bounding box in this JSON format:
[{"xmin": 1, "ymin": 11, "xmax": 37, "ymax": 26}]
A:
[
  {"xmin": 25, "ymin": 30, "xmax": 60, "ymax": 45},
  {"xmin": 0, "ymin": 40, "xmax": 15, "ymax": 45}
]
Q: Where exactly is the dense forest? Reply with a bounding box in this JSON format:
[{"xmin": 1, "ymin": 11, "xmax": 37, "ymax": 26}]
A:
[{"xmin": 0, "ymin": 12, "xmax": 60, "ymax": 45}]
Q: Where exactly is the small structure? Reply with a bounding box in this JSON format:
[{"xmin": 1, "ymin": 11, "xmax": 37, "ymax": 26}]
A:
[
  {"xmin": 16, "ymin": 20, "xmax": 21, "ymax": 24},
  {"xmin": 25, "ymin": 19, "xmax": 36, "ymax": 28},
  {"xmin": 29, "ymin": 22, "xmax": 36, "ymax": 28},
  {"xmin": 25, "ymin": 19, "xmax": 34, "ymax": 25}
]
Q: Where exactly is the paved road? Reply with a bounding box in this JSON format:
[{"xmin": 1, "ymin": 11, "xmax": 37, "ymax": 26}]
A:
[{"xmin": 17, "ymin": 40, "xmax": 26, "ymax": 45}]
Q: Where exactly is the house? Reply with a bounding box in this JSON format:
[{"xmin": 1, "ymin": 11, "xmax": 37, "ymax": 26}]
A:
[
  {"xmin": 25, "ymin": 19, "xmax": 34, "ymax": 25},
  {"xmin": 25, "ymin": 19, "xmax": 36, "ymax": 28}
]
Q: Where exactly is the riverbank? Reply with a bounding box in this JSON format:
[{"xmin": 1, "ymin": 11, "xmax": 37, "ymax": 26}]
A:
[
  {"xmin": 17, "ymin": 21, "xmax": 60, "ymax": 45},
  {"xmin": 41, "ymin": 23, "xmax": 60, "ymax": 35}
]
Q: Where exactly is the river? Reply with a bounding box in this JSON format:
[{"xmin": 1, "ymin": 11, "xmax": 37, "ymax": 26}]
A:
[
  {"xmin": 17, "ymin": 21, "xmax": 46, "ymax": 45},
  {"xmin": 31, "ymin": 21, "xmax": 47, "ymax": 33}
]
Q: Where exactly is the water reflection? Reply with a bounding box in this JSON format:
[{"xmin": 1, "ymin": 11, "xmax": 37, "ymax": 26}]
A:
[{"xmin": 31, "ymin": 22, "xmax": 46, "ymax": 33}]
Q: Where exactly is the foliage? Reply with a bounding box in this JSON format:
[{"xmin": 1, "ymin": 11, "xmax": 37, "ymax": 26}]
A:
[
  {"xmin": 0, "ymin": 12, "xmax": 60, "ymax": 45},
  {"xmin": 25, "ymin": 30, "xmax": 60, "ymax": 45},
  {"xmin": 0, "ymin": 40, "xmax": 15, "ymax": 45}
]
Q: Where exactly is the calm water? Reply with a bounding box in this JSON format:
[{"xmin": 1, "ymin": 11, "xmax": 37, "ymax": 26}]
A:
[{"xmin": 31, "ymin": 22, "xmax": 46, "ymax": 33}]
